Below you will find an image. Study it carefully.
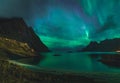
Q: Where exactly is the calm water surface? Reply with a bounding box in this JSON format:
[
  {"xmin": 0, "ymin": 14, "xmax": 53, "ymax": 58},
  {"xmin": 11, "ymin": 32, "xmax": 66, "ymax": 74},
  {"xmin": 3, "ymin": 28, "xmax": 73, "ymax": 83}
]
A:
[{"xmin": 17, "ymin": 52, "xmax": 120, "ymax": 72}]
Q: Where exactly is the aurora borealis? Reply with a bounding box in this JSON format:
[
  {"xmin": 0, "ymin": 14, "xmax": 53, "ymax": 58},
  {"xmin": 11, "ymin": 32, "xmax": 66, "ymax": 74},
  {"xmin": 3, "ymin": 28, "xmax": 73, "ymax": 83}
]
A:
[{"xmin": 0, "ymin": 0, "xmax": 120, "ymax": 51}]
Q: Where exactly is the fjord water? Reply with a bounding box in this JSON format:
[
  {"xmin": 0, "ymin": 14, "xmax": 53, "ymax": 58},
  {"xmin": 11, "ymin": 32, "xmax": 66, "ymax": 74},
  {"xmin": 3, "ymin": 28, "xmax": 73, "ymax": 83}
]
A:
[{"xmin": 18, "ymin": 52, "xmax": 120, "ymax": 73}]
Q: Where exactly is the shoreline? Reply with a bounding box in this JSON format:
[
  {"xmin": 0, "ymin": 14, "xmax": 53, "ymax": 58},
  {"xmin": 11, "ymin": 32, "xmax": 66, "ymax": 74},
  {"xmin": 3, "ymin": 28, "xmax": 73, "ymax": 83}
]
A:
[
  {"xmin": 9, "ymin": 60, "xmax": 120, "ymax": 81},
  {"xmin": 0, "ymin": 59, "xmax": 120, "ymax": 83}
]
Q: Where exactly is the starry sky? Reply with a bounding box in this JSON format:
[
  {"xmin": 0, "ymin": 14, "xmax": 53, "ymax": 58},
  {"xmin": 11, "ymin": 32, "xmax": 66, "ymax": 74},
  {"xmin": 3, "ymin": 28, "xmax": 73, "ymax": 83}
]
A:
[{"xmin": 0, "ymin": 0, "xmax": 120, "ymax": 51}]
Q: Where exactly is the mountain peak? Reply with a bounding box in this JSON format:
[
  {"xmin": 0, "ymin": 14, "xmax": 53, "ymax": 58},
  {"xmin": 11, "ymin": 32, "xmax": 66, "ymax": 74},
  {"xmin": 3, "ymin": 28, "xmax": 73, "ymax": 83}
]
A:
[{"xmin": 0, "ymin": 17, "xmax": 49, "ymax": 55}]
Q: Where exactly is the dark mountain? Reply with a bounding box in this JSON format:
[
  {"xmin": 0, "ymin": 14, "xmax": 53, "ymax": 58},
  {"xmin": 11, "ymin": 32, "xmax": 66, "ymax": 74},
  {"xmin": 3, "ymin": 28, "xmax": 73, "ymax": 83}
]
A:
[
  {"xmin": 0, "ymin": 17, "xmax": 49, "ymax": 55},
  {"xmin": 82, "ymin": 38, "xmax": 120, "ymax": 52}
]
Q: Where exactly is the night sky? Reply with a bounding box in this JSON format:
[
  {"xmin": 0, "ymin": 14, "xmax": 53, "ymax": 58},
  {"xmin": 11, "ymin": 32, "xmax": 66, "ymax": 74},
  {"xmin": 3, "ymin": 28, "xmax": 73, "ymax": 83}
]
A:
[{"xmin": 0, "ymin": 0, "xmax": 120, "ymax": 51}]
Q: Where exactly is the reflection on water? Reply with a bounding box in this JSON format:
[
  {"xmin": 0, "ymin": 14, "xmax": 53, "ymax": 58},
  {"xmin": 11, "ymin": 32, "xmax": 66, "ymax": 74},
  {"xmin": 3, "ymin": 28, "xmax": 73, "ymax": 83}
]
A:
[{"xmin": 18, "ymin": 52, "xmax": 120, "ymax": 72}]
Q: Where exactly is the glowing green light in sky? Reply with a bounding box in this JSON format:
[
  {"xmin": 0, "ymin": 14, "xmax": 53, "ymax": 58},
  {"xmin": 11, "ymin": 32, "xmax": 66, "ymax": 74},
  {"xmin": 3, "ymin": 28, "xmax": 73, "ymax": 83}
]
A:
[
  {"xmin": 32, "ymin": 0, "xmax": 120, "ymax": 51},
  {"xmin": 86, "ymin": 0, "xmax": 92, "ymax": 14},
  {"xmin": 39, "ymin": 35, "xmax": 90, "ymax": 51},
  {"xmin": 82, "ymin": 25, "xmax": 89, "ymax": 40}
]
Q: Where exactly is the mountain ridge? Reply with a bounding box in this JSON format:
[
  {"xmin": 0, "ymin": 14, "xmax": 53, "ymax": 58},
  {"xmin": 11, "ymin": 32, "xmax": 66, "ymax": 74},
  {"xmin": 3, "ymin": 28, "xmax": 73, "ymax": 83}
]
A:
[{"xmin": 82, "ymin": 38, "xmax": 120, "ymax": 52}]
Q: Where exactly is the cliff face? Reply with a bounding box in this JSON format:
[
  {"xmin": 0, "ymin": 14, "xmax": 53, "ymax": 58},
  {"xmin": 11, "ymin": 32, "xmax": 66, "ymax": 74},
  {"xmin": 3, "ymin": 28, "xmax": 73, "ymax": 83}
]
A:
[
  {"xmin": 0, "ymin": 18, "xmax": 49, "ymax": 53},
  {"xmin": 82, "ymin": 38, "xmax": 120, "ymax": 52}
]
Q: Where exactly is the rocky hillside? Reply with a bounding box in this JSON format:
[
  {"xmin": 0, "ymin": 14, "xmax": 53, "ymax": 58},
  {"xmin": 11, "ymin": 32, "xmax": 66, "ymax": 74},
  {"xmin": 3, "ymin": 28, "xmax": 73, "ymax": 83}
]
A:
[
  {"xmin": 0, "ymin": 37, "xmax": 36, "ymax": 58},
  {"xmin": 0, "ymin": 18, "xmax": 49, "ymax": 54}
]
